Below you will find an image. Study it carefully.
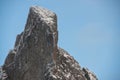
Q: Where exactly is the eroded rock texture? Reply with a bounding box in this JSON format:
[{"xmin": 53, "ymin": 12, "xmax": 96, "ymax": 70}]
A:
[{"xmin": 3, "ymin": 6, "xmax": 98, "ymax": 80}]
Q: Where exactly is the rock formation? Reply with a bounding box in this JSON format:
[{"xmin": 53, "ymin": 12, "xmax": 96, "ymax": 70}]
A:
[{"xmin": 2, "ymin": 6, "xmax": 98, "ymax": 80}]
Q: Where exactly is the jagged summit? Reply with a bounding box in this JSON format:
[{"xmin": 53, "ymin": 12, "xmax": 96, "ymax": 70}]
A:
[
  {"xmin": 27, "ymin": 6, "xmax": 57, "ymax": 33},
  {"xmin": 2, "ymin": 6, "xmax": 98, "ymax": 80},
  {"xmin": 30, "ymin": 6, "xmax": 56, "ymax": 19}
]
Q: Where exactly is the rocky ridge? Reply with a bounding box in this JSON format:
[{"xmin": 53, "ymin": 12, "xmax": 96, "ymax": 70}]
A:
[{"xmin": 2, "ymin": 6, "xmax": 98, "ymax": 80}]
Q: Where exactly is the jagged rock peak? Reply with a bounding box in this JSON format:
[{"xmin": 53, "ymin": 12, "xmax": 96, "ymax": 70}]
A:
[
  {"xmin": 30, "ymin": 6, "xmax": 56, "ymax": 19},
  {"xmin": 3, "ymin": 6, "xmax": 98, "ymax": 80},
  {"xmin": 26, "ymin": 6, "xmax": 57, "ymax": 32}
]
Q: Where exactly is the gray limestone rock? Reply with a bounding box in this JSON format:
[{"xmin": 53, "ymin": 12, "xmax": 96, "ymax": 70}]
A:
[{"xmin": 3, "ymin": 6, "xmax": 98, "ymax": 80}]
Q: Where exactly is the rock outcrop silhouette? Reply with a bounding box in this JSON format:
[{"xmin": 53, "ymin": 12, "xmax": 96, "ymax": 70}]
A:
[{"xmin": 3, "ymin": 6, "xmax": 98, "ymax": 80}]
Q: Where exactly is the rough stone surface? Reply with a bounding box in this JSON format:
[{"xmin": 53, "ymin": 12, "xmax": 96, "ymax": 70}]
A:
[{"xmin": 3, "ymin": 6, "xmax": 98, "ymax": 80}]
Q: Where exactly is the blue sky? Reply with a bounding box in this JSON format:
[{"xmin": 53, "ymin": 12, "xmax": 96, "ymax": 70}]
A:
[{"xmin": 0, "ymin": 0, "xmax": 120, "ymax": 80}]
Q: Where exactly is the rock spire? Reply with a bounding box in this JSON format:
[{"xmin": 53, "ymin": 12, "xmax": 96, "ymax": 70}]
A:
[{"xmin": 3, "ymin": 6, "xmax": 98, "ymax": 80}]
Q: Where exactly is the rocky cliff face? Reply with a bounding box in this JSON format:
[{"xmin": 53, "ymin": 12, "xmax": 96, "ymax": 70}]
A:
[{"xmin": 3, "ymin": 6, "xmax": 98, "ymax": 80}]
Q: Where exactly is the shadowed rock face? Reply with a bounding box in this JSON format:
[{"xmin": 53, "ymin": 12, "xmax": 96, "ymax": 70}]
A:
[{"xmin": 3, "ymin": 6, "xmax": 98, "ymax": 80}]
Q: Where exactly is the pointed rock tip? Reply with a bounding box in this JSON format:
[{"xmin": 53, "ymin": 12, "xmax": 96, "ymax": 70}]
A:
[
  {"xmin": 30, "ymin": 6, "xmax": 56, "ymax": 18},
  {"xmin": 29, "ymin": 6, "xmax": 57, "ymax": 32}
]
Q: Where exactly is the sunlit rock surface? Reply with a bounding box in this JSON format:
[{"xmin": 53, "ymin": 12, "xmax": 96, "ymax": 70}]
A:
[{"xmin": 3, "ymin": 6, "xmax": 98, "ymax": 80}]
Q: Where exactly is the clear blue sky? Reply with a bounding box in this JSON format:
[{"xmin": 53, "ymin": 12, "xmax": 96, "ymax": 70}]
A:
[{"xmin": 0, "ymin": 0, "xmax": 120, "ymax": 80}]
